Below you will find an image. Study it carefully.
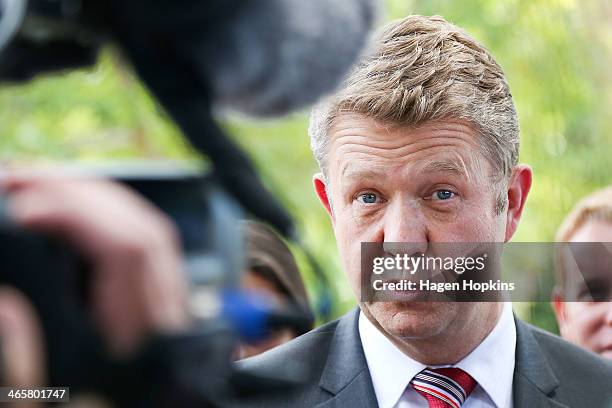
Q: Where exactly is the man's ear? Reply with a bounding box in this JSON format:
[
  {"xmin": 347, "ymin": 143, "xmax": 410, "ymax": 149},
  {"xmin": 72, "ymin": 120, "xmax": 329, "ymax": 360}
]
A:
[
  {"xmin": 550, "ymin": 286, "xmax": 566, "ymax": 325},
  {"xmin": 504, "ymin": 164, "xmax": 533, "ymax": 241},
  {"xmin": 552, "ymin": 287, "xmax": 570, "ymax": 339},
  {"xmin": 313, "ymin": 173, "xmax": 334, "ymax": 223}
]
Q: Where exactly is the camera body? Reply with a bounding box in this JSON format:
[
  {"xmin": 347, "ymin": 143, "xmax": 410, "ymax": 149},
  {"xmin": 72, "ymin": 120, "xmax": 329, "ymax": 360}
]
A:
[{"xmin": 0, "ymin": 166, "xmax": 246, "ymax": 404}]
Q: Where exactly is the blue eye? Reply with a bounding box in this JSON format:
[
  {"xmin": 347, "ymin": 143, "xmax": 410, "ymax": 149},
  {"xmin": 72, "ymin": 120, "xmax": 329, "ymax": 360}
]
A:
[
  {"xmin": 357, "ymin": 193, "xmax": 379, "ymax": 204},
  {"xmin": 434, "ymin": 190, "xmax": 455, "ymax": 200}
]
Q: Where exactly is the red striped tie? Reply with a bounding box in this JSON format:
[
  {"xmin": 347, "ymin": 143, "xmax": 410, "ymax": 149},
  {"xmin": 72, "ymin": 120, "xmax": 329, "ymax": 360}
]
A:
[{"xmin": 410, "ymin": 367, "xmax": 477, "ymax": 408}]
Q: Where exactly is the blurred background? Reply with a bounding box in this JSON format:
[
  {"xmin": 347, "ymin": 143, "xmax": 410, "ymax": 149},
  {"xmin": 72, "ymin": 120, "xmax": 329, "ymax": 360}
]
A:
[{"xmin": 1, "ymin": 0, "xmax": 611, "ymax": 333}]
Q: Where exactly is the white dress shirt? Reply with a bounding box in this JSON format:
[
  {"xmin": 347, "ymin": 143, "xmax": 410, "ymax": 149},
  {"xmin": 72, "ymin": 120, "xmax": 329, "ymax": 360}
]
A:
[{"xmin": 359, "ymin": 303, "xmax": 516, "ymax": 408}]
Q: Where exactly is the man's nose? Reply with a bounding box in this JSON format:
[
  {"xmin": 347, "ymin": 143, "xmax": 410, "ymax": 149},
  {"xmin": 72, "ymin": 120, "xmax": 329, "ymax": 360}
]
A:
[{"xmin": 382, "ymin": 199, "xmax": 427, "ymax": 255}]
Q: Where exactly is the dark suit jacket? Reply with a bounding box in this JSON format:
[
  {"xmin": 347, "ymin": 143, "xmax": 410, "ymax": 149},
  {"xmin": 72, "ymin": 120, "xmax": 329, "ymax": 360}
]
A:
[{"xmin": 235, "ymin": 308, "xmax": 612, "ymax": 408}]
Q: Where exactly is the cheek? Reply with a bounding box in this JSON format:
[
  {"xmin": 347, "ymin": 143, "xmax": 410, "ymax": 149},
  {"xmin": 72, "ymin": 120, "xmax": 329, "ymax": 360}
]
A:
[
  {"xmin": 331, "ymin": 213, "xmax": 371, "ymax": 298},
  {"xmin": 566, "ymin": 304, "xmax": 606, "ymax": 342},
  {"xmin": 468, "ymin": 200, "xmax": 505, "ymax": 240},
  {"xmin": 427, "ymin": 201, "xmax": 503, "ymax": 242},
  {"xmin": 336, "ymin": 229, "xmax": 364, "ymax": 280}
]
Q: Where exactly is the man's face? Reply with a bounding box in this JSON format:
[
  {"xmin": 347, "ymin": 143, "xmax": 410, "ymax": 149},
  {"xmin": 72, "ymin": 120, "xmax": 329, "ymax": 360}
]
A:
[
  {"xmin": 555, "ymin": 220, "xmax": 612, "ymax": 359},
  {"xmin": 315, "ymin": 114, "xmax": 514, "ymax": 341}
]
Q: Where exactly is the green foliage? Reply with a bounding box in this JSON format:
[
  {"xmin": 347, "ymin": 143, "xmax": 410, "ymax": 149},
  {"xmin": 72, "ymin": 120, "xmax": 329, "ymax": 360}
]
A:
[
  {"xmin": 0, "ymin": 48, "xmax": 195, "ymax": 162},
  {"xmin": 2, "ymin": 1, "xmax": 610, "ymax": 329}
]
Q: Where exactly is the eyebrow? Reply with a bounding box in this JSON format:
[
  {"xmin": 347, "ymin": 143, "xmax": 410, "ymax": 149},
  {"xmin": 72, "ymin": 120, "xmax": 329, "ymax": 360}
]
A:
[
  {"xmin": 340, "ymin": 165, "xmax": 385, "ymax": 181},
  {"xmin": 341, "ymin": 170, "xmax": 385, "ymax": 180},
  {"xmin": 421, "ymin": 160, "xmax": 467, "ymax": 176}
]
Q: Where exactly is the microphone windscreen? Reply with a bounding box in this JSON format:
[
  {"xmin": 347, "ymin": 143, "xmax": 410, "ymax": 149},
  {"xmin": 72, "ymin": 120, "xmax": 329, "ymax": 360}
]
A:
[{"xmin": 196, "ymin": 0, "xmax": 379, "ymax": 117}]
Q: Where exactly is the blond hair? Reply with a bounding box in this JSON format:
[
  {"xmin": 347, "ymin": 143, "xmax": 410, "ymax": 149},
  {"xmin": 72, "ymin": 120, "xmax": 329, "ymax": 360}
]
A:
[
  {"xmin": 554, "ymin": 186, "xmax": 612, "ymax": 290},
  {"xmin": 309, "ymin": 15, "xmax": 519, "ymax": 211},
  {"xmin": 556, "ymin": 186, "xmax": 612, "ymax": 242}
]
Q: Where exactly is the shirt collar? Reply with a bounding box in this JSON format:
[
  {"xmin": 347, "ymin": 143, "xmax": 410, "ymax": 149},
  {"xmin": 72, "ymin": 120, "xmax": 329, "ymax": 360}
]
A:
[
  {"xmin": 359, "ymin": 310, "xmax": 426, "ymax": 408},
  {"xmin": 454, "ymin": 302, "xmax": 516, "ymax": 408},
  {"xmin": 359, "ymin": 303, "xmax": 516, "ymax": 408}
]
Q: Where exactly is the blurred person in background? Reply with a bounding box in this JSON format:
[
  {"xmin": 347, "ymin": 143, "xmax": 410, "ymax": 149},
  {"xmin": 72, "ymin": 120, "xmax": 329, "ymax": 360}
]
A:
[
  {"xmin": 237, "ymin": 221, "xmax": 313, "ymax": 359},
  {"xmin": 552, "ymin": 186, "xmax": 612, "ymax": 359}
]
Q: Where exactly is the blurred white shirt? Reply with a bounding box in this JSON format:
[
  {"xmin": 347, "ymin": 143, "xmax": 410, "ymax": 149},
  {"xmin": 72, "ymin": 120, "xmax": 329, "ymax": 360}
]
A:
[{"xmin": 359, "ymin": 303, "xmax": 516, "ymax": 408}]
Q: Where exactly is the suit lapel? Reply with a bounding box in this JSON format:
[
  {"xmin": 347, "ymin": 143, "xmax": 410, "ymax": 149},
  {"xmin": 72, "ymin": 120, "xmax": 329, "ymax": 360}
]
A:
[
  {"xmin": 316, "ymin": 308, "xmax": 378, "ymax": 408},
  {"xmin": 315, "ymin": 311, "xmax": 574, "ymax": 408},
  {"xmin": 513, "ymin": 374, "xmax": 568, "ymax": 408},
  {"xmin": 513, "ymin": 318, "xmax": 569, "ymax": 408}
]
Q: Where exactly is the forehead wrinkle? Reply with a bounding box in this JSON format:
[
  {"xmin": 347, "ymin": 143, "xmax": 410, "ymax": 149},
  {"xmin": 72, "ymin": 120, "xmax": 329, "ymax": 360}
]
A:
[
  {"xmin": 328, "ymin": 116, "xmax": 484, "ymax": 164},
  {"xmin": 327, "ymin": 118, "xmax": 493, "ymax": 186},
  {"xmin": 331, "ymin": 131, "xmax": 477, "ymax": 155},
  {"xmin": 332, "ymin": 139, "xmax": 478, "ymax": 171},
  {"xmin": 330, "ymin": 115, "xmax": 479, "ymax": 143},
  {"xmin": 423, "ymin": 149, "xmax": 491, "ymax": 187},
  {"xmin": 333, "ymin": 139, "xmax": 481, "ymax": 181}
]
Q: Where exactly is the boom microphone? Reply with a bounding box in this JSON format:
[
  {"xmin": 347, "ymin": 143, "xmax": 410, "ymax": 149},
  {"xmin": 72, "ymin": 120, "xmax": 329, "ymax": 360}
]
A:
[{"xmin": 198, "ymin": 0, "xmax": 378, "ymax": 116}]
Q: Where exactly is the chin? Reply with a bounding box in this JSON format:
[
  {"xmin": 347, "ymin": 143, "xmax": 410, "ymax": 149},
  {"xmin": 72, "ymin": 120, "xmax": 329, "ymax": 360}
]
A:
[{"xmin": 366, "ymin": 301, "xmax": 458, "ymax": 339}]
